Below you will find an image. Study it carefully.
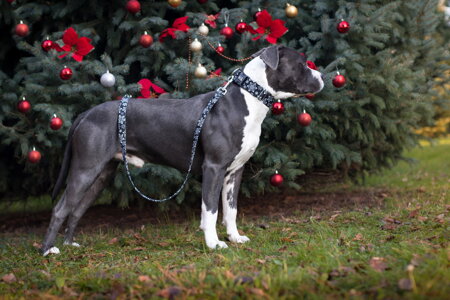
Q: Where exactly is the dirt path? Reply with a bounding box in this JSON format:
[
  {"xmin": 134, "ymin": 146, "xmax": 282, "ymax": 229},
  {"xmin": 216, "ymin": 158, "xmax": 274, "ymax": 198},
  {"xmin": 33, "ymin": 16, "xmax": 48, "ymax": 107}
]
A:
[{"xmin": 0, "ymin": 188, "xmax": 386, "ymax": 235}]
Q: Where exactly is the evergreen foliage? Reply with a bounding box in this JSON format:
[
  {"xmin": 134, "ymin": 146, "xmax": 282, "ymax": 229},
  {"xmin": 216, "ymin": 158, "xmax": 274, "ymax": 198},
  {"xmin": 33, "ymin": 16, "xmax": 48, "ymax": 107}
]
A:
[{"xmin": 0, "ymin": 0, "xmax": 448, "ymax": 205}]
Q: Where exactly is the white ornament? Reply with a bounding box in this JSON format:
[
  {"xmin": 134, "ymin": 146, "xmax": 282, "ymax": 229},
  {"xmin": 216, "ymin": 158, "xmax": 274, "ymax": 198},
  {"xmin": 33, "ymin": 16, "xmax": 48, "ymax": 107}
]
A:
[
  {"xmin": 100, "ymin": 70, "xmax": 116, "ymax": 87},
  {"xmin": 194, "ymin": 64, "xmax": 207, "ymax": 78},
  {"xmin": 190, "ymin": 38, "xmax": 202, "ymax": 52},
  {"xmin": 197, "ymin": 23, "xmax": 209, "ymax": 36}
]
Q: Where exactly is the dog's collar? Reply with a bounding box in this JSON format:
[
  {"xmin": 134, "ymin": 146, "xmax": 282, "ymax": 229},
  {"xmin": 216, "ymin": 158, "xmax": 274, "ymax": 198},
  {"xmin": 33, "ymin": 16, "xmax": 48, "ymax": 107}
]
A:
[{"xmin": 231, "ymin": 69, "xmax": 276, "ymax": 107}]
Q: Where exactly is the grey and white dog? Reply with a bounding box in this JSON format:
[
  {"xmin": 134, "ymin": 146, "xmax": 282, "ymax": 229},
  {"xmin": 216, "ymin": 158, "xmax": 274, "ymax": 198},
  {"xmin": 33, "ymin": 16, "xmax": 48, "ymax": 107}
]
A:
[{"xmin": 41, "ymin": 45, "xmax": 324, "ymax": 256}]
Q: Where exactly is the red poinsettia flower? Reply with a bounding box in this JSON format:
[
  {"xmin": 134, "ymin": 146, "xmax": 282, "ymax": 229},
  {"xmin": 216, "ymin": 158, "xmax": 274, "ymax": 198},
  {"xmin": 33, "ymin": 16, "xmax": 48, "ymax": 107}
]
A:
[
  {"xmin": 208, "ymin": 67, "xmax": 222, "ymax": 79},
  {"xmin": 52, "ymin": 27, "xmax": 94, "ymax": 62},
  {"xmin": 159, "ymin": 16, "xmax": 190, "ymax": 42},
  {"xmin": 250, "ymin": 10, "xmax": 288, "ymax": 44},
  {"xmin": 204, "ymin": 13, "xmax": 220, "ymax": 28},
  {"xmin": 138, "ymin": 79, "xmax": 166, "ymax": 98}
]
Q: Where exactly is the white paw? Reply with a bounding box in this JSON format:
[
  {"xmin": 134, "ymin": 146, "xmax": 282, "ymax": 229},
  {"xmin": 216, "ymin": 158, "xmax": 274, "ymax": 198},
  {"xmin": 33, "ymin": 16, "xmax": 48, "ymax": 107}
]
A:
[
  {"xmin": 64, "ymin": 241, "xmax": 80, "ymax": 247},
  {"xmin": 229, "ymin": 235, "xmax": 250, "ymax": 244},
  {"xmin": 43, "ymin": 246, "xmax": 60, "ymax": 256},
  {"xmin": 206, "ymin": 240, "xmax": 228, "ymax": 249}
]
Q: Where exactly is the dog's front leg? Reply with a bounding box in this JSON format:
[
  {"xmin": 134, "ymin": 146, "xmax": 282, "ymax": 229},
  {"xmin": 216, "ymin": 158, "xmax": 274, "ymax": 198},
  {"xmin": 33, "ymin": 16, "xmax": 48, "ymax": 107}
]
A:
[
  {"xmin": 200, "ymin": 164, "xmax": 228, "ymax": 249},
  {"xmin": 222, "ymin": 167, "xmax": 250, "ymax": 244}
]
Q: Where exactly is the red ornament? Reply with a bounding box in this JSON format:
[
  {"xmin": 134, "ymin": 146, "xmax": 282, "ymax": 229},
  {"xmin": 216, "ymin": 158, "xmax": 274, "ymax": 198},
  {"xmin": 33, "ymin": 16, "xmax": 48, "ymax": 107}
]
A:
[
  {"xmin": 337, "ymin": 20, "xmax": 350, "ymax": 33},
  {"xmin": 50, "ymin": 115, "xmax": 63, "ymax": 130},
  {"xmin": 126, "ymin": 0, "xmax": 141, "ymax": 14},
  {"xmin": 235, "ymin": 21, "xmax": 248, "ymax": 34},
  {"xmin": 197, "ymin": 0, "xmax": 207, "ymax": 3},
  {"xmin": 60, "ymin": 66, "xmax": 73, "ymax": 80},
  {"xmin": 215, "ymin": 44, "xmax": 225, "ymax": 54},
  {"xmin": 15, "ymin": 21, "xmax": 29, "ymax": 37},
  {"xmin": 17, "ymin": 97, "xmax": 31, "ymax": 113},
  {"xmin": 297, "ymin": 111, "xmax": 312, "ymax": 127},
  {"xmin": 28, "ymin": 148, "xmax": 41, "ymax": 164},
  {"xmin": 140, "ymin": 32, "xmax": 153, "ymax": 48},
  {"xmin": 220, "ymin": 26, "xmax": 234, "ymax": 39},
  {"xmin": 41, "ymin": 39, "xmax": 53, "ymax": 52},
  {"xmin": 254, "ymin": 8, "xmax": 262, "ymax": 21},
  {"xmin": 7, "ymin": 0, "xmax": 15, "ymax": 4},
  {"xmin": 306, "ymin": 60, "xmax": 317, "ymax": 70},
  {"xmin": 270, "ymin": 171, "xmax": 284, "ymax": 187},
  {"xmin": 271, "ymin": 101, "xmax": 285, "ymax": 115},
  {"xmin": 305, "ymin": 94, "xmax": 315, "ymax": 100},
  {"xmin": 332, "ymin": 73, "xmax": 346, "ymax": 88}
]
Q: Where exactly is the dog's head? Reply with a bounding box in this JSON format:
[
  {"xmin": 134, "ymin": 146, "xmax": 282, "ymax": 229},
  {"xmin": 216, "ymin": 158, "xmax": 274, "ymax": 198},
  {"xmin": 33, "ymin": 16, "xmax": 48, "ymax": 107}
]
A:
[{"xmin": 248, "ymin": 45, "xmax": 324, "ymax": 98}]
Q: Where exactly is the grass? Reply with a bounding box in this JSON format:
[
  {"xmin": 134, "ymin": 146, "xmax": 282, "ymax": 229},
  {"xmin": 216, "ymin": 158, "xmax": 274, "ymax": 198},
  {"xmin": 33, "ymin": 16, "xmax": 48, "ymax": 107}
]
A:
[{"xmin": 0, "ymin": 141, "xmax": 449, "ymax": 299}]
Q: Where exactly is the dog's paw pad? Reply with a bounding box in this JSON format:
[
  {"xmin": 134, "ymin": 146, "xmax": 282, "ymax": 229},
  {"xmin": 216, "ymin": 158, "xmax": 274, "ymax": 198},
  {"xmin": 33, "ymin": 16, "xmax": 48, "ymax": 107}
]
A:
[
  {"xmin": 64, "ymin": 242, "xmax": 80, "ymax": 247},
  {"xmin": 43, "ymin": 246, "xmax": 60, "ymax": 256},
  {"xmin": 229, "ymin": 235, "xmax": 250, "ymax": 243}
]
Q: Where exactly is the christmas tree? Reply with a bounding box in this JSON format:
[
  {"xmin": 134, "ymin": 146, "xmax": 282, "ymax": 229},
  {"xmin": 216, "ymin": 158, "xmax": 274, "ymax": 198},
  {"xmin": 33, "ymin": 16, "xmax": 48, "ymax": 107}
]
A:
[{"xmin": 0, "ymin": 0, "xmax": 448, "ymax": 205}]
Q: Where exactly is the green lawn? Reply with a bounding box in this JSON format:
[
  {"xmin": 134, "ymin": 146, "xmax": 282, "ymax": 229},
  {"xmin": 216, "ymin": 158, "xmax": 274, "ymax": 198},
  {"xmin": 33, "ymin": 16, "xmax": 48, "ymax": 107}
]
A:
[{"xmin": 0, "ymin": 141, "xmax": 448, "ymax": 299}]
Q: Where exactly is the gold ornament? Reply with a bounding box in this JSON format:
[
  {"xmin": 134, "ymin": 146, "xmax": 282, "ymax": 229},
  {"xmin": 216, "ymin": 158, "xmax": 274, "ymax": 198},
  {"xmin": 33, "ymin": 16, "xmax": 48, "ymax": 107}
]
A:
[
  {"xmin": 190, "ymin": 38, "xmax": 203, "ymax": 52},
  {"xmin": 197, "ymin": 23, "xmax": 209, "ymax": 36},
  {"xmin": 285, "ymin": 3, "xmax": 298, "ymax": 18},
  {"xmin": 168, "ymin": 0, "xmax": 182, "ymax": 8},
  {"xmin": 194, "ymin": 64, "xmax": 207, "ymax": 78}
]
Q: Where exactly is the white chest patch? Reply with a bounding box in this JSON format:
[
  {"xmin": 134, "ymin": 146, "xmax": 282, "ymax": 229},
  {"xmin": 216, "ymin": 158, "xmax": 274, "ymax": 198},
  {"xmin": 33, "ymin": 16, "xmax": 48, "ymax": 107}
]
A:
[{"xmin": 227, "ymin": 89, "xmax": 269, "ymax": 172}]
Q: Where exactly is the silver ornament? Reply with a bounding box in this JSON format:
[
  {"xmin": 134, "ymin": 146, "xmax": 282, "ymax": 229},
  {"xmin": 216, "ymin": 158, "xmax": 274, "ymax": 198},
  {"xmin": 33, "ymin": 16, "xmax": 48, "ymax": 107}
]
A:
[
  {"xmin": 190, "ymin": 38, "xmax": 202, "ymax": 52},
  {"xmin": 194, "ymin": 64, "xmax": 207, "ymax": 78},
  {"xmin": 100, "ymin": 70, "xmax": 116, "ymax": 87},
  {"xmin": 197, "ymin": 23, "xmax": 209, "ymax": 36}
]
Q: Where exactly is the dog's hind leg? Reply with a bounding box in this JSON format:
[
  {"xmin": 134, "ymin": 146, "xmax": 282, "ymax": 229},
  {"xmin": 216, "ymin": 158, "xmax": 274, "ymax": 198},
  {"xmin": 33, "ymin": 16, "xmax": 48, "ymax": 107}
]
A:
[
  {"xmin": 41, "ymin": 163, "xmax": 109, "ymax": 256},
  {"xmin": 63, "ymin": 161, "xmax": 118, "ymax": 247},
  {"xmin": 200, "ymin": 163, "xmax": 228, "ymax": 249},
  {"xmin": 221, "ymin": 167, "xmax": 250, "ymax": 244}
]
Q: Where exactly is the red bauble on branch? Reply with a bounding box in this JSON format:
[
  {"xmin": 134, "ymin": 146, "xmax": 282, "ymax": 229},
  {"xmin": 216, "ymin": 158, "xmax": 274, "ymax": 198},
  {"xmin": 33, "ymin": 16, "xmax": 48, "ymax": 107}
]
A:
[
  {"xmin": 297, "ymin": 110, "xmax": 312, "ymax": 127},
  {"xmin": 126, "ymin": 0, "xmax": 141, "ymax": 13},
  {"xmin": 337, "ymin": 20, "xmax": 350, "ymax": 33},
  {"xmin": 7, "ymin": 0, "xmax": 15, "ymax": 4},
  {"xmin": 197, "ymin": 0, "xmax": 207, "ymax": 3},
  {"xmin": 235, "ymin": 21, "xmax": 248, "ymax": 34},
  {"xmin": 270, "ymin": 171, "xmax": 284, "ymax": 187},
  {"xmin": 28, "ymin": 148, "xmax": 41, "ymax": 164},
  {"xmin": 253, "ymin": 8, "xmax": 262, "ymax": 21},
  {"xmin": 332, "ymin": 72, "xmax": 346, "ymax": 88},
  {"xmin": 41, "ymin": 38, "xmax": 53, "ymax": 52},
  {"xmin": 17, "ymin": 97, "xmax": 31, "ymax": 113},
  {"xmin": 50, "ymin": 114, "xmax": 63, "ymax": 130},
  {"xmin": 215, "ymin": 43, "xmax": 225, "ymax": 54},
  {"xmin": 220, "ymin": 25, "xmax": 233, "ymax": 39},
  {"xmin": 139, "ymin": 31, "xmax": 153, "ymax": 48},
  {"xmin": 271, "ymin": 100, "xmax": 285, "ymax": 115},
  {"xmin": 305, "ymin": 94, "xmax": 315, "ymax": 100},
  {"xmin": 60, "ymin": 66, "xmax": 73, "ymax": 80},
  {"xmin": 15, "ymin": 21, "xmax": 29, "ymax": 37}
]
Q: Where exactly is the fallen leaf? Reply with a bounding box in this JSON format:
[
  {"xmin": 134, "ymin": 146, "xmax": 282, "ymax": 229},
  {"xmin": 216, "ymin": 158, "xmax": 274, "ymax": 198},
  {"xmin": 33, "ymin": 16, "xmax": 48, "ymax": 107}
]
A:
[
  {"xmin": 417, "ymin": 186, "xmax": 426, "ymax": 193},
  {"xmin": 435, "ymin": 214, "xmax": 445, "ymax": 224},
  {"xmin": 33, "ymin": 242, "xmax": 42, "ymax": 249},
  {"xmin": 1, "ymin": 273, "xmax": 16, "ymax": 283},
  {"xmin": 248, "ymin": 287, "xmax": 266, "ymax": 296},
  {"xmin": 408, "ymin": 209, "xmax": 419, "ymax": 218},
  {"xmin": 256, "ymin": 259, "xmax": 266, "ymax": 264},
  {"xmin": 157, "ymin": 286, "xmax": 182, "ymax": 299},
  {"xmin": 281, "ymin": 237, "xmax": 294, "ymax": 243},
  {"xmin": 224, "ymin": 270, "xmax": 234, "ymax": 280},
  {"xmin": 382, "ymin": 223, "xmax": 397, "ymax": 230},
  {"xmin": 417, "ymin": 216, "xmax": 428, "ymax": 222},
  {"xmin": 158, "ymin": 242, "xmax": 170, "ymax": 247},
  {"xmin": 369, "ymin": 257, "xmax": 388, "ymax": 272},
  {"xmin": 398, "ymin": 278, "xmax": 413, "ymax": 290},
  {"xmin": 353, "ymin": 233, "xmax": 363, "ymax": 241},
  {"xmin": 132, "ymin": 247, "xmax": 145, "ymax": 251},
  {"xmin": 329, "ymin": 213, "xmax": 340, "ymax": 221},
  {"xmin": 108, "ymin": 237, "xmax": 118, "ymax": 245},
  {"xmin": 138, "ymin": 275, "xmax": 151, "ymax": 282}
]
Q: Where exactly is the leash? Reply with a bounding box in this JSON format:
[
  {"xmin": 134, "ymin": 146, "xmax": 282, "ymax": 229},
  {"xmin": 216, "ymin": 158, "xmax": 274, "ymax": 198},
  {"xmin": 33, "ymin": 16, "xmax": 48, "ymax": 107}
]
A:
[{"xmin": 118, "ymin": 68, "xmax": 276, "ymax": 202}]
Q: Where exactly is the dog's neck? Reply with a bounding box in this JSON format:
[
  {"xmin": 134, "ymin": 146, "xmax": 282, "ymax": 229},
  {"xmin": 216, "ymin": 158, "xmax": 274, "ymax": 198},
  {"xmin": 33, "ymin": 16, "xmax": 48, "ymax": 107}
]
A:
[{"xmin": 243, "ymin": 57, "xmax": 296, "ymax": 100}]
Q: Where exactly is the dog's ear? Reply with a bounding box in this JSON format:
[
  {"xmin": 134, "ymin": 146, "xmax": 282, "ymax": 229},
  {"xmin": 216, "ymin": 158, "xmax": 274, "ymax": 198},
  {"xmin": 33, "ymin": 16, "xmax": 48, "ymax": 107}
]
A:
[{"xmin": 252, "ymin": 45, "xmax": 280, "ymax": 70}]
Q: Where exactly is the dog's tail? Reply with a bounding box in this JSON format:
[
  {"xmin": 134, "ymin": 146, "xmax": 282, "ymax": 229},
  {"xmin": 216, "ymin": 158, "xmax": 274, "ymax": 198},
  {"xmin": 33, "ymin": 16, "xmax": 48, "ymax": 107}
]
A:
[{"xmin": 51, "ymin": 112, "xmax": 87, "ymax": 200}]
